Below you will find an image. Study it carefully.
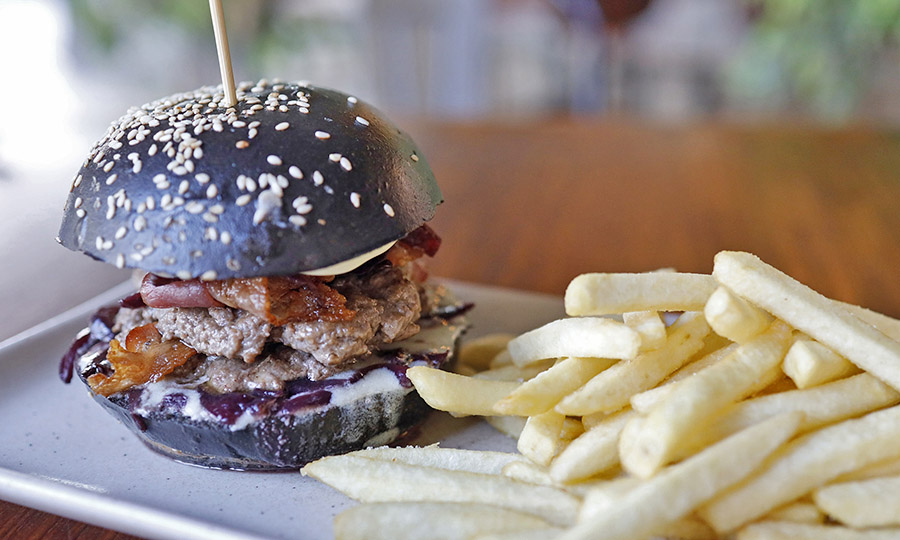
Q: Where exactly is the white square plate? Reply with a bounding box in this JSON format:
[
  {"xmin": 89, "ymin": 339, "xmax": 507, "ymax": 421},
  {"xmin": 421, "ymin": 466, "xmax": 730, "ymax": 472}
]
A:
[{"xmin": 0, "ymin": 280, "xmax": 564, "ymax": 540}]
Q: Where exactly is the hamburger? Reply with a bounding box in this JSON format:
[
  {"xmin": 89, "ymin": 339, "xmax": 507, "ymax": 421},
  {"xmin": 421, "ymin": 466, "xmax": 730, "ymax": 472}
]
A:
[{"xmin": 57, "ymin": 80, "xmax": 469, "ymax": 470}]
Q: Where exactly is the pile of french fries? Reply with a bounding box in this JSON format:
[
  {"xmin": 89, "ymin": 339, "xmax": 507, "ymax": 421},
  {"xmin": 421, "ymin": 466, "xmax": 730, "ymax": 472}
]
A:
[{"xmin": 302, "ymin": 251, "xmax": 900, "ymax": 540}]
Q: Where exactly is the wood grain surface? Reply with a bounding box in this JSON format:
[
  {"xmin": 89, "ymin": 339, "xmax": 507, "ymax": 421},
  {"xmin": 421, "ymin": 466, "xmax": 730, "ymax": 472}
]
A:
[{"xmin": 5, "ymin": 118, "xmax": 900, "ymax": 539}]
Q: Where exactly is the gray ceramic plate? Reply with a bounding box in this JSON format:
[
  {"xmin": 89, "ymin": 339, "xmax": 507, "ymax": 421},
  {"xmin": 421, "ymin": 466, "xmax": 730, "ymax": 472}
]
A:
[{"xmin": 0, "ymin": 280, "xmax": 565, "ymax": 540}]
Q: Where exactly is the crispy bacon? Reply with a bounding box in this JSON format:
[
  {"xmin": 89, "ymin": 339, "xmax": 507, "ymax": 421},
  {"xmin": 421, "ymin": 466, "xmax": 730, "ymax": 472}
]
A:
[
  {"xmin": 385, "ymin": 225, "xmax": 442, "ymax": 268},
  {"xmin": 402, "ymin": 224, "xmax": 441, "ymax": 257},
  {"xmin": 87, "ymin": 324, "xmax": 197, "ymax": 397},
  {"xmin": 141, "ymin": 274, "xmax": 224, "ymax": 308},
  {"xmin": 206, "ymin": 275, "xmax": 356, "ymax": 325}
]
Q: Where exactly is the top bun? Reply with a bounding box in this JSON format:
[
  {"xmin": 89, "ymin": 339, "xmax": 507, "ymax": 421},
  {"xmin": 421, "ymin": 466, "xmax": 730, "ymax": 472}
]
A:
[{"xmin": 58, "ymin": 80, "xmax": 442, "ymax": 280}]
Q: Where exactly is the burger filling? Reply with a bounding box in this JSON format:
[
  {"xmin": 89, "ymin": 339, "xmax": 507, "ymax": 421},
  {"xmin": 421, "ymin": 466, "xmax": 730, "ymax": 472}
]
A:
[{"xmin": 85, "ymin": 225, "xmax": 451, "ymax": 396}]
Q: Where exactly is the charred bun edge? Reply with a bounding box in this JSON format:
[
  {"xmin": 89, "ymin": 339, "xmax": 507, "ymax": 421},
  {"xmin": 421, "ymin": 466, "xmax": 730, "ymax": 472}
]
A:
[{"xmin": 58, "ymin": 80, "xmax": 442, "ymax": 280}]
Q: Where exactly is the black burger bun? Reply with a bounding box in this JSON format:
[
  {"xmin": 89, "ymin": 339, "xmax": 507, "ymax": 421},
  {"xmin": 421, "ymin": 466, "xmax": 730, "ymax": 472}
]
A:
[{"xmin": 58, "ymin": 80, "xmax": 442, "ymax": 279}]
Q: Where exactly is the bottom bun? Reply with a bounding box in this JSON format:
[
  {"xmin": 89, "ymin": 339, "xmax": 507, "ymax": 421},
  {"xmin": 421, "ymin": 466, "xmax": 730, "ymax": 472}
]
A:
[{"xmin": 89, "ymin": 372, "xmax": 434, "ymax": 470}]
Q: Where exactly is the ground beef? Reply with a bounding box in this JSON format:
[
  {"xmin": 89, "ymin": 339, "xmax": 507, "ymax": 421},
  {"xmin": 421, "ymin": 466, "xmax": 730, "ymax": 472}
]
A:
[
  {"xmin": 152, "ymin": 307, "xmax": 272, "ymax": 363},
  {"xmin": 274, "ymin": 264, "xmax": 421, "ymax": 366},
  {"xmin": 115, "ymin": 262, "xmax": 423, "ymax": 393}
]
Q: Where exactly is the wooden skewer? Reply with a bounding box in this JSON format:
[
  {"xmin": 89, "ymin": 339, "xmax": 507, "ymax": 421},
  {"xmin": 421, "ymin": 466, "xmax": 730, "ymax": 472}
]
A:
[{"xmin": 209, "ymin": 0, "xmax": 237, "ymax": 108}]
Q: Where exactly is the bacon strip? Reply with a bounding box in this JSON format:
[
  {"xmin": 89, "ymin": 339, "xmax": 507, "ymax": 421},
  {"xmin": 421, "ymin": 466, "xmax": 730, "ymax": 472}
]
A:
[
  {"xmin": 88, "ymin": 324, "xmax": 197, "ymax": 397},
  {"xmin": 141, "ymin": 274, "xmax": 224, "ymax": 308},
  {"xmin": 206, "ymin": 275, "xmax": 356, "ymax": 325}
]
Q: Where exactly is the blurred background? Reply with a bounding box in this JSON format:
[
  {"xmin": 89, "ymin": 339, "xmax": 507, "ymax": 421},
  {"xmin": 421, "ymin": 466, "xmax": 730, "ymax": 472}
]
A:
[{"xmin": 4, "ymin": 0, "xmax": 900, "ymax": 338}]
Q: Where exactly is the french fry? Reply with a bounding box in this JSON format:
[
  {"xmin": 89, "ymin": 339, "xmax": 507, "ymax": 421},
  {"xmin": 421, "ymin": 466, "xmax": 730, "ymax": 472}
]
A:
[
  {"xmin": 332, "ymin": 502, "xmax": 552, "ymax": 540},
  {"xmin": 577, "ymin": 477, "xmax": 644, "ymax": 521},
  {"xmin": 507, "ymin": 317, "xmax": 640, "ymax": 367},
  {"xmin": 555, "ymin": 313, "xmax": 710, "ymax": 416},
  {"xmin": 558, "ymin": 412, "xmax": 801, "ymax": 540},
  {"xmin": 765, "ymin": 501, "xmax": 825, "ymax": 524},
  {"xmin": 656, "ymin": 516, "xmax": 718, "ymax": 540},
  {"xmin": 501, "ymin": 459, "xmax": 555, "ymax": 486},
  {"xmin": 736, "ymin": 521, "xmax": 900, "ymax": 540},
  {"xmin": 835, "ymin": 455, "xmax": 900, "ymax": 482},
  {"xmin": 713, "ymin": 251, "xmax": 900, "ymax": 392},
  {"xmin": 549, "ymin": 409, "xmax": 635, "ymax": 483},
  {"xmin": 630, "ymin": 343, "xmax": 739, "ymax": 413},
  {"xmin": 301, "ymin": 454, "xmax": 581, "ymax": 526},
  {"xmin": 620, "ymin": 321, "xmax": 792, "ymax": 477},
  {"xmin": 782, "ymin": 337, "xmax": 859, "ymax": 389},
  {"xmin": 493, "ymin": 357, "xmax": 616, "ymax": 416},
  {"xmin": 623, "ymin": 310, "xmax": 667, "ymax": 351},
  {"xmin": 518, "ymin": 410, "xmax": 566, "ymax": 466},
  {"xmin": 699, "ymin": 404, "xmax": 900, "ymax": 533},
  {"xmin": 560, "ymin": 416, "xmax": 584, "ymax": 442},
  {"xmin": 471, "ymin": 528, "xmax": 564, "ymax": 540},
  {"xmin": 565, "ymin": 272, "xmax": 717, "ymax": 316},
  {"xmin": 406, "ymin": 366, "xmax": 518, "ymax": 417},
  {"xmin": 836, "ymin": 300, "xmax": 900, "ymax": 342},
  {"xmin": 347, "ymin": 445, "xmax": 521, "ymax": 475},
  {"xmin": 814, "ymin": 475, "xmax": 900, "ymax": 527},
  {"xmin": 674, "ymin": 373, "xmax": 899, "ymax": 460},
  {"xmin": 485, "ymin": 415, "xmax": 527, "ymax": 439},
  {"xmin": 458, "ymin": 333, "xmax": 517, "ymax": 371},
  {"xmin": 490, "ymin": 349, "xmax": 514, "ymax": 368},
  {"xmin": 704, "ymin": 286, "xmax": 773, "ymax": 343}
]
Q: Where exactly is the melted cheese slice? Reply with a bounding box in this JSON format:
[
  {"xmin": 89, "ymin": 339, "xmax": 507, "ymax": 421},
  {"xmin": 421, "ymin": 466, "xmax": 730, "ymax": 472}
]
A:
[{"xmin": 301, "ymin": 241, "xmax": 396, "ymax": 276}]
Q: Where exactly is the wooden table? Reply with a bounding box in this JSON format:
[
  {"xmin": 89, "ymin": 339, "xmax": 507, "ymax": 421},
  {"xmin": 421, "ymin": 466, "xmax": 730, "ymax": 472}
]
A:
[{"xmin": 4, "ymin": 118, "xmax": 900, "ymax": 539}]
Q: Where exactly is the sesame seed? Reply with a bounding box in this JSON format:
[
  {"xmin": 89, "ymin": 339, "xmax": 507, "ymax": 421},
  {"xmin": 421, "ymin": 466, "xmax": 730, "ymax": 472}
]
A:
[
  {"xmin": 115, "ymin": 254, "xmax": 126, "ymax": 269},
  {"xmin": 186, "ymin": 202, "xmax": 205, "ymax": 214},
  {"xmin": 178, "ymin": 180, "xmax": 190, "ymax": 194},
  {"xmin": 207, "ymin": 185, "xmax": 218, "ymax": 199},
  {"xmin": 289, "ymin": 166, "xmax": 303, "ymax": 179},
  {"xmin": 233, "ymin": 121, "xmax": 246, "ymax": 128},
  {"xmin": 133, "ymin": 161, "xmax": 142, "ymax": 174},
  {"xmin": 205, "ymin": 227, "xmax": 218, "ymax": 241},
  {"xmin": 103, "ymin": 161, "xmax": 115, "ymax": 173},
  {"xmin": 355, "ymin": 116, "xmax": 369, "ymax": 126},
  {"xmin": 200, "ymin": 270, "xmax": 218, "ymax": 281},
  {"xmin": 220, "ymin": 231, "xmax": 232, "ymax": 244},
  {"xmin": 196, "ymin": 173, "xmax": 210, "ymax": 184},
  {"xmin": 134, "ymin": 215, "xmax": 147, "ymax": 231},
  {"xmin": 340, "ymin": 157, "xmax": 352, "ymax": 171},
  {"xmin": 267, "ymin": 155, "xmax": 283, "ymax": 166},
  {"xmin": 347, "ymin": 96, "xmax": 358, "ymax": 104},
  {"xmin": 350, "ymin": 192, "xmax": 361, "ymax": 208},
  {"xmin": 315, "ymin": 131, "xmax": 331, "ymax": 140},
  {"xmin": 176, "ymin": 271, "xmax": 192, "ymax": 280},
  {"xmin": 248, "ymin": 128, "xmax": 258, "ymax": 139},
  {"xmin": 74, "ymin": 197, "xmax": 83, "ymax": 209},
  {"xmin": 289, "ymin": 215, "xmax": 307, "ymax": 226},
  {"xmin": 383, "ymin": 203, "xmax": 395, "ymax": 217},
  {"xmin": 329, "ymin": 153, "xmax": 341, "ymax": 162},
  {"xmin": 115, "ymin": 226, "xmax": 127, "ymax": 239},
  {"xmin": 275, "ymin": 122, "xmax": 290, "ymax": 131},
  {"xmin": 236, "ymin": 140, "xmax": 249, "ymax": 149},
  {"xmin": 411, "ymin": 153, "xmax": 419, "ymax": 162},
  {"xmin": 236, "ymin": 194, "xmax": 252, "ymax": 206},
  {"xmin": 313, "ymin": 171, "xmax": 324, "ymax": 186},
  {"xmin": 76, "ymin": 208, "xmax": 86, "ymax": 218},
  {"xmin": 74, "ymin": 174, "xmax": 83, "ymax": 187}
]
